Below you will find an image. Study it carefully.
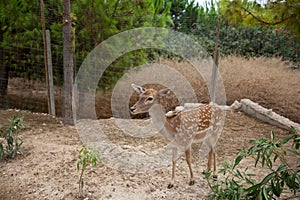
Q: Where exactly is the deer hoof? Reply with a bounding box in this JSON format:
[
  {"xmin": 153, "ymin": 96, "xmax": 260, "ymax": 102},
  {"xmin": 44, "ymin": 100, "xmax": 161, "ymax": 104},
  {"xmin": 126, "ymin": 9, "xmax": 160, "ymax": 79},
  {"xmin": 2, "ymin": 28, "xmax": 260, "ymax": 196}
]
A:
[
  {"xmin": 189, "ymin": 180, "xmax": 195, "ymax": 186},
  {"xmin": 167, "ymin": 183, "xmax": 174, "ymax": 189}
]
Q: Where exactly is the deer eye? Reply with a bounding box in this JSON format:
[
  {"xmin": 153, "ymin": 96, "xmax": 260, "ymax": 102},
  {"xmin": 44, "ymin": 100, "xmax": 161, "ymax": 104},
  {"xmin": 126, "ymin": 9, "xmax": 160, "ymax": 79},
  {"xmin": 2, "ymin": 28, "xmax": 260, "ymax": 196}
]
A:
[{"xmin": 146, "ymin": 96, "xmax": 154, "ymax": 102}]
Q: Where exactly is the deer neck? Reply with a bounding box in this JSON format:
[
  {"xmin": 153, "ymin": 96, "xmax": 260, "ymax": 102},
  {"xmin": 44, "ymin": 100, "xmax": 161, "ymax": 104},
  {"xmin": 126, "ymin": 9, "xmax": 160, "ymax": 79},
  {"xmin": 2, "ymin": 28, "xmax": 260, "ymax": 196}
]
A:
[{"xmin": 149, "ymin": 104, "xmax": 175, "ymax": 141}]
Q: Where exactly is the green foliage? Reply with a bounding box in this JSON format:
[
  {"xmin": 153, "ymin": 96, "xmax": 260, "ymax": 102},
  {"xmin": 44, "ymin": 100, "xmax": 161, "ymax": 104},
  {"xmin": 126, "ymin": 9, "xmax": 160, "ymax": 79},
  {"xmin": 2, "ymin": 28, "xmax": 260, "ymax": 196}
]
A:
[
  {"xmin": 218, "ymin": 0, "xmax": 262, "ymax": 26},
  {"xmin": 171, "ymin": 0, "xmax": 300, "ymax": 66},
  {"xmin": 77, "ymin": 146, "xmax": 102, "ymax": 198},
  {"xmin": 205, "ymin": 127, "xmax": 300, "ymax": 200},
  {"xmin": 1, "ymin": 0, "xmax": 299, "ymax": 92},
  {"xmin": 77, "ymin": 146, "xmax": 100, "ymax": 171},
  {"xmin": 218, "ymin": 0, "xmax": 300, "ymax": 36},
  {"xmin": 0, "ymin": 0, "xmax": 44, "ymax": 83},
  {"xmin": 72, "ymin": 0, "xmax": 172, "ymax": 90},
  {"xmin": 195, "ymin": 23, "xmax": 300, "ymax": 64},
  {"xmin": 0, "ymin": 0, "xmax": 172, "ymax": 88},
  {"xmin": 0, "ymin": 115, "xmax": 25, "ymax": 160},
  {"xmin": 170, "ymin": 0, "xmax": 199, "ymax": 32}
]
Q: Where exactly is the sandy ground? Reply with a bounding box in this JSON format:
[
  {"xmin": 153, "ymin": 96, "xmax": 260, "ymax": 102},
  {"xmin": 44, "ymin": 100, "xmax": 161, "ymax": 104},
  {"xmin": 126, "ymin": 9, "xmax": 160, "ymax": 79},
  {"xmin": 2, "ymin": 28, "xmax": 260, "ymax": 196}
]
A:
[
  {"xmin": 0, "ymin": 56, "xmax": 299, "ymax": 199},
  {"xmin": 0, "ymin": 109, "xmax": 294, "ymax": 200}
]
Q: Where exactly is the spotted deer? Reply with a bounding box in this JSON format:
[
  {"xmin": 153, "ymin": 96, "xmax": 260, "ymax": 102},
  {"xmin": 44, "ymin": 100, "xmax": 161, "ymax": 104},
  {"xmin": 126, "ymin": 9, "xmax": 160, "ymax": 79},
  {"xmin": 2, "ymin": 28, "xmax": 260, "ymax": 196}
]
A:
[{"xmin": 130, "ymin": 84, "xmax": 225, "ymax": 188}]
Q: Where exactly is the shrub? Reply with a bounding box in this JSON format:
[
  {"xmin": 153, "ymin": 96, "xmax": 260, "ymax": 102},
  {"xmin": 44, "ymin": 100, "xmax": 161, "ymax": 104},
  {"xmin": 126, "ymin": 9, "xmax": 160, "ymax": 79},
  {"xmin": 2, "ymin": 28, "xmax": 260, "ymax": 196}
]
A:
[
  {"xmin": 204, "ymin": 126, "xmax": 300, "ymax": 200},
  {"xmin": 0, "ymin": 115, "xmax": 26, "ymax": 160},
  {"xmin": 195, "ymin": 23, "xmax": 300, "ymax": 67}
]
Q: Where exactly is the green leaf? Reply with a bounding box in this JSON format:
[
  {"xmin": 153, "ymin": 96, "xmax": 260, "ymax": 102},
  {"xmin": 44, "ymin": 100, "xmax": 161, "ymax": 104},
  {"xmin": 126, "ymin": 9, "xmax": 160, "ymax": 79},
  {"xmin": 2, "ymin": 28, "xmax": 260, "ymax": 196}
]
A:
[
  {"xmin": 260, "ymin": 172, "xmax": 274, "ymax": 186},
  {"xmin": 271, "ymin": 181, "xmax": 278, "ymax": 197},
  {"xmin": 262, "ymin": 187, "xmax": 268, "ymax": 200},
  {"xmin": 270, "ymin": 131, "xmax": 274, "ymax": 141},
  {"xmin": 275, "ymin": 180, "xmax": 282, "ymax": 197},
  {"xmin": 273, "ymin": 154, "xmax": 278, "ymax": 162},
  {"xmin": 246, "ymin": 173, "xmax": 256, "ymax": 177},
  {"xmin": 291, "ymin": 172, "xmax": 298, "ymax": 188},
  {"xmin": 287, "ymin": 147, "xmax": 300, "ymax": 156},
  {"xmin": 266, "ymin": 148, "xmax": 273, "ymax": 160},
  {"xmin": 276, "ymin": 164, "xmax": 287, "ymax": 172},
  {"xmin": 245, "ymin": 183, "xmax": 261, "ymax": 192},
  {"xmin": 245, "ymin": 176, "xmax": 255, "ymax": 185},
  {"xmin": 237, "ymin": 186, "xmax": 244, "ymax": 200},
  {"xmin": 0, "ymin": 142, "xmax": 4, "ymax": 159},
  {"xmin": 275, "ymin": 141, "xmax": 281, "ymax": 147},
  {"xmin": 258, "ymin": 190, "xmax": 263, "ymax": 200},
  {"xmin": 79, "ymin": 147, "xmax": 84, "ymax": 154},
  {"xmin": 297, "ymin": 174, "xmax": 300, "ymax": 189},
  {"xmin": 283, "ymin": 149, "xmax": 287, "ymax": 156},
  {"xmin": 83, "ymin": 159, "xmax": 87, "ymax": 171},
  {"xmin": 234, "ymin": 155, "xmax": 243, "ymax": 168},
  {"xmin": 286, "ymin": 175, "xmax": 296, "ymax": 189},
  {"xmin": 255, "ymin": 151, "xmax": 261, "ymax": 167},
  {"xmin": 281, "ymin": 134, "xmax": 293, "ymax": 145},
  {"xmin": 236, "ymin": 169, "xmax": 243, "ymax": 179},
  {"xmin": 261, "ymin": 154, "xmax": 266, "ymax": 167},
  {"xmin": 203, "ymin": 170, "xmax": 212, "ymax": 179},
  {"xmin": 77, "ymin": 161, "xmax": 80, "ymax": 171}
]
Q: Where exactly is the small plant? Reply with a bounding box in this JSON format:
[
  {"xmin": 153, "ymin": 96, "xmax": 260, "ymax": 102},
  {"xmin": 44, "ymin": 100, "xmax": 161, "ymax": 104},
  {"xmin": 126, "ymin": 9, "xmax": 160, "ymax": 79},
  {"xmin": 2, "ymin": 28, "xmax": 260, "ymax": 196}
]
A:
[
  {"xmin": 0, "ymin": 115, "xmax": 25, "ymax": 160},
  {"xmin": 205, "ymin": 126, "xmax": 300, "ymax": 200},
  {"xmin": 77, "ymin": 146, "xmax": 101, "ymax": 199}
]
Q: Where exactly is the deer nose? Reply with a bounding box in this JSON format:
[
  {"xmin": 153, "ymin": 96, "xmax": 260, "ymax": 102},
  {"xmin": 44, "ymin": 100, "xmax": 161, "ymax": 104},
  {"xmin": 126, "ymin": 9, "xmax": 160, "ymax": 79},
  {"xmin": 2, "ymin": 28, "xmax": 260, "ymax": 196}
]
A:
[{"xmin": 130, "ymin": 106, "xmax": 136, "ymax": 113}]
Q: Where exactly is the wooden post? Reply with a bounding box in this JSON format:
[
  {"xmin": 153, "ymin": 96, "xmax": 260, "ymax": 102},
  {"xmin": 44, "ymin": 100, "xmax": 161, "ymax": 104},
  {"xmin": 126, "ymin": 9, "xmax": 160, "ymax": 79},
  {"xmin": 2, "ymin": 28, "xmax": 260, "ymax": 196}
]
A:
[
  {"xmin": 46, "ymin": 30, "xmax": 56, "ymax": 116},
  {"xmin": 211, "ymin": 17, "xmax": 221, "ymax": 104},
  {"xmin": 62, "ymin": 0, "xmax": 75, "ymax": 125},
  {"xmin": 40, "ymin": 0, "xmax": 51, "ymax": 114}
]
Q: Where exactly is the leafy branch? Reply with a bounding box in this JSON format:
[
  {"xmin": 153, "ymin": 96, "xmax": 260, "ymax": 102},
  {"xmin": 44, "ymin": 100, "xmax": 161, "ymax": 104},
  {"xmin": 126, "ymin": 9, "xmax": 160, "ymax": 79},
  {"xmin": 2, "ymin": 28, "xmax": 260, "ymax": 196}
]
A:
[
  {"xmin": 0, "ymin": 115, "xmax": 25, "ymax": 160},
  {"xmin": 205, "ymin": 126, "xmax": 300, "ymax": 200}
]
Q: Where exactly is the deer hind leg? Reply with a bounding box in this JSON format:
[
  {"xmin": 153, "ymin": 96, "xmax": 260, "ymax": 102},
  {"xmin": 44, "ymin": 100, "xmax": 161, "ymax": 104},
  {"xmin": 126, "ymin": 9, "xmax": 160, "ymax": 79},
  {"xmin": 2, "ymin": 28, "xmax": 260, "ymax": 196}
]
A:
[
  {"xmin": 213, "ymin": 149, "xmax": 218, "ymax": 179},
  {"xmin": 185, "ymin": 146, "xmax": 195, "ymax": 186},
  {"xmin": 207, "ymin": 149, "xmax": 213, "ymax": 171},
  {"xmin": 168, "ymin": 148, "xmax": 178, "ymax": 189},
  {"xmin": 208, "ymin": 148, "xmax": 218, "ymax": 179}
]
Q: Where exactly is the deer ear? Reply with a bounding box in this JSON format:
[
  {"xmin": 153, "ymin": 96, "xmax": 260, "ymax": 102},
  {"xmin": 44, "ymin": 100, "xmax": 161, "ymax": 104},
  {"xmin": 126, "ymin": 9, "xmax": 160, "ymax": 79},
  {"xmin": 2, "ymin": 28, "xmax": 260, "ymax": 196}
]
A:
[
  {"xmin": 131, "ymin": 83, "xmax": 146, "ymax": 94},
  {"xmin": 159, "ymin": 88, "xmax": 171, "ymax": 96}
]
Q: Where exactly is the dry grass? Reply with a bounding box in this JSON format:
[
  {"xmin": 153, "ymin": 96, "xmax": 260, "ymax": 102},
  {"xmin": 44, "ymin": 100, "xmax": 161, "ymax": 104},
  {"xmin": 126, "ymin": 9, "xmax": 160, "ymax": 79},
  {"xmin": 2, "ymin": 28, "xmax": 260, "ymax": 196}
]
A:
[
  {"xmin": 4, "ymin": 56, "xmax": 300, "ymax": 123},
  {"xmin": 219, "ymin": 56, "xmax": 300, "ymax": 123},
  {"xmin": 156, "ymin": 56, "xmax": 300, "ymax": 123}
]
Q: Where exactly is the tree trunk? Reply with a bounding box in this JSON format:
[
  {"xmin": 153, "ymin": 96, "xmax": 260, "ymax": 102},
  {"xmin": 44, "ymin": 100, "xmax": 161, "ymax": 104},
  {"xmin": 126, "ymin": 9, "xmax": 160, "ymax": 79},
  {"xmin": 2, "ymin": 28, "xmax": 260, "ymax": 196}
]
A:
[{"xmin": 62, "ymin": 0, "xmax": 75, "ymax": 125}]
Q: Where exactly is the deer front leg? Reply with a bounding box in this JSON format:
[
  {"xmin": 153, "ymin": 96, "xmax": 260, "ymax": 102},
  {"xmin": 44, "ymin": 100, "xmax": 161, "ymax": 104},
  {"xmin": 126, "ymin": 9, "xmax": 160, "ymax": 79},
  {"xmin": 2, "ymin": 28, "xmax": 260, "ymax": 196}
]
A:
[
  {"xmin": 168, "ymin": 148, "xmax": 178, "ymax": 189},
  {"xmin": 212, "ymin": 148, "xmax": 217, "ymax": 179},
  {"xmin": 185, "ymin": 146, "xmax": 195, "ymax": 186}
]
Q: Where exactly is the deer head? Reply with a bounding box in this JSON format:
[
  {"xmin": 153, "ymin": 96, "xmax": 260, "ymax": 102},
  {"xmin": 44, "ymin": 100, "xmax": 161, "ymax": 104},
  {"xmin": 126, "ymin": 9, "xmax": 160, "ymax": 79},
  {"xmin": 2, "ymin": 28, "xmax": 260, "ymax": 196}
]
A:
[{"xmin": 130, "ymin": 84, "xmax": 170, "ymax": 114}]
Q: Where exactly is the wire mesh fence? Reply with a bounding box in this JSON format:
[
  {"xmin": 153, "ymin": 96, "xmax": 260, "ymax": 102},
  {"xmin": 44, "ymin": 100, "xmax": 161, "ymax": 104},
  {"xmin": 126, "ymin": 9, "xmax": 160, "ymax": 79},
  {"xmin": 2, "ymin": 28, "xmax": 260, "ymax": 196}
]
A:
[
  {"xmin": 0, "ymin": 41, "xmax": 63, "ymax": 115},
  {"xmin": 0, "ymin": 0, "xmax": 299, "ymax": 119}
]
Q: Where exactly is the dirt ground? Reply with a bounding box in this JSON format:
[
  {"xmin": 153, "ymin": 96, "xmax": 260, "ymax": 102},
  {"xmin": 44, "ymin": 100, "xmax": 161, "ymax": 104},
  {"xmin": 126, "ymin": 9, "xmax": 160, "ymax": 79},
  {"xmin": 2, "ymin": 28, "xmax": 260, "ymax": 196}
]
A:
[
  {"xmin": 0, "ymin": 109, "xmax": 294, "ymax": 200},
  {"xmin": 0, "ymin": 56, "xmax": 299, "ymax": 199}
]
